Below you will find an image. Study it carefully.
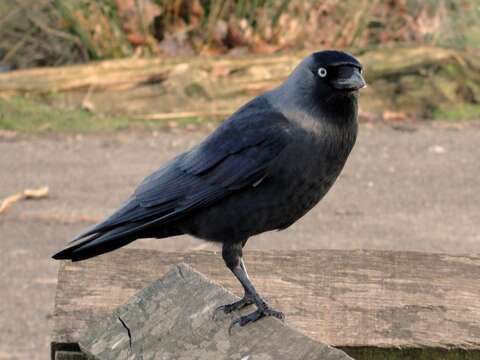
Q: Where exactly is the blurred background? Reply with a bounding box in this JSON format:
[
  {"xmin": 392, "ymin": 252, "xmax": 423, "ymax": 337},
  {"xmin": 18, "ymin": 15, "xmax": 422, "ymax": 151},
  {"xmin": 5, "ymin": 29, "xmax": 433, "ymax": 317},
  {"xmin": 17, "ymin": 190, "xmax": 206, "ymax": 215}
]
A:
[
  {"xmin": 1, "ymin": 0, "xmax": 479, "ymax": 67},
  {"xmin": 0, "ymin": 1, "xmax": 479, "ymax": 359}
]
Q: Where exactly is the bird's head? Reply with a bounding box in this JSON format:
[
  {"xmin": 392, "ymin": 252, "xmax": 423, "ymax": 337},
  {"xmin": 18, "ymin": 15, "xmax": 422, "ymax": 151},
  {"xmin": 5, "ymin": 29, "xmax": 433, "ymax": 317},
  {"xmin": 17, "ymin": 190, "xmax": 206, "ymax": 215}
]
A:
[
  {"xmin": 288, "ymin": 51, "xmax": 366, "ymax": 96},
  {"xmin": 277, "ymin": 50, "xmax": 366, "ymax": 122},
  {"xmin": 307, "ymin": 50, "xmax": 365, "ymax": 96}
]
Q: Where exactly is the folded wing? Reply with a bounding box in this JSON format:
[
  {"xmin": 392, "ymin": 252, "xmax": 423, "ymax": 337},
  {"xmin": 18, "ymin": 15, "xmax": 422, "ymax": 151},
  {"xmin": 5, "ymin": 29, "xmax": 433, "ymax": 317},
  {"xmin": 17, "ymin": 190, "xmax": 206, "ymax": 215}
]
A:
[{"xmin": 53, "ymin": 104, "xmax": 291, "ymax": 260}]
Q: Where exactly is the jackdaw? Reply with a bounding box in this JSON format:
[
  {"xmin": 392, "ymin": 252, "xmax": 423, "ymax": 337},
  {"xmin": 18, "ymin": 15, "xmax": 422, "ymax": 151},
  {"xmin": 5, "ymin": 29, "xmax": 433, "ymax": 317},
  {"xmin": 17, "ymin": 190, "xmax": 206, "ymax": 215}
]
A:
[{"xmin": 53, "ymin": 50, "xmax": 366, "ymax": 328}]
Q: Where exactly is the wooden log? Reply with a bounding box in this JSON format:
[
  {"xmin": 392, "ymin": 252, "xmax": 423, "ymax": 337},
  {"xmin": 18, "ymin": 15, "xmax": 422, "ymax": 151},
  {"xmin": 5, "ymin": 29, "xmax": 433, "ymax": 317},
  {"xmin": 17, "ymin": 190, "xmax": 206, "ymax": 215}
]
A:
[
  {"xmin": 1, "ymin": 47, "xmax": 478, "ymax": 118},
  {"xmin": 51, "ymin": 249, "xmax": 480, "ymax": 359},
  {"xmin": 0, "ymin": 47, "xmax": 476, "ymax": 93},
  {"xmin": 79, "ymin": 263, "xmax": 352, "ymax": 360},
  {"xmin": 0, "ymin": 55, "xmax": 298, "ymax": 93}
]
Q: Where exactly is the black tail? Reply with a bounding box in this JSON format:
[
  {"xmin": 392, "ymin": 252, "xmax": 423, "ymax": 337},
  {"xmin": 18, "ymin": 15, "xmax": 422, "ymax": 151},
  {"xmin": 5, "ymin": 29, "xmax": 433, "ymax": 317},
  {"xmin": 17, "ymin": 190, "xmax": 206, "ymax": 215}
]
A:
[
  {"xmin": 52, "ymin": 223, "xmax": 182, "ymax": 262},
  {"xmin": 52, "ymin": 225, "xmax": 139, "ymax": 261}
]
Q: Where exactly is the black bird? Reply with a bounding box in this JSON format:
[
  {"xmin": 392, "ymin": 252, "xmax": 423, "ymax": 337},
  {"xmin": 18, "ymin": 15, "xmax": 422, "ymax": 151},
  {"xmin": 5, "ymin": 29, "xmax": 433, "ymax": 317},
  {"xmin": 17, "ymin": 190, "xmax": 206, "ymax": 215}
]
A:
[{"xmin": 53, "ymin": 50, "xmax": 365, "ymax": 328}]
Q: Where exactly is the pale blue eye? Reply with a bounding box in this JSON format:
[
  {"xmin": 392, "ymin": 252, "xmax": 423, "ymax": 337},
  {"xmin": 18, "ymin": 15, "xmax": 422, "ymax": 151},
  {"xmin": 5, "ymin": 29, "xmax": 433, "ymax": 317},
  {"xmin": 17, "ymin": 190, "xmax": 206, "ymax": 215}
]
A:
[{"xmin": 317, "ymin": 67, "xmax": 327, "ymax": 77}]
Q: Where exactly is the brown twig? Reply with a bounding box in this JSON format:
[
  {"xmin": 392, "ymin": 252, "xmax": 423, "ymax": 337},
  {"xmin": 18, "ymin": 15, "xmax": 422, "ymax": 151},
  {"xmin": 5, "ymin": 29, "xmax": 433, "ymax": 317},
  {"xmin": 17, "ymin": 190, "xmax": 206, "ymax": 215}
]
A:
[{"xmin": 0, "ymin": 186, "xmax": 49, "ymax": 215}]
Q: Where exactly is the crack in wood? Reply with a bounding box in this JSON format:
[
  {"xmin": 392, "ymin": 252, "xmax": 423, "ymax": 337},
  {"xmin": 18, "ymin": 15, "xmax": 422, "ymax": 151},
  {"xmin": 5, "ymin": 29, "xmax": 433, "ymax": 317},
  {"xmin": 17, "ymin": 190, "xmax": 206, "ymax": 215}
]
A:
[{"xmin": 117, "ymin": 316, "xmax": 132, "ymax": 351}]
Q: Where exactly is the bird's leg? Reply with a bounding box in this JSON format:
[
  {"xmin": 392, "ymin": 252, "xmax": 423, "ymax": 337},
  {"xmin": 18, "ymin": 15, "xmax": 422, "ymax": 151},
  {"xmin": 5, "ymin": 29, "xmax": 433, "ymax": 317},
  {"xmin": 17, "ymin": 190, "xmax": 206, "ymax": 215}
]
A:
[
  {"xmin": 218, "ymin": 242, "xmax": 284, "ymax": 329},
  {"xmin": 216, "ymin": 258, "xmax": 254, "ymax": 313}
]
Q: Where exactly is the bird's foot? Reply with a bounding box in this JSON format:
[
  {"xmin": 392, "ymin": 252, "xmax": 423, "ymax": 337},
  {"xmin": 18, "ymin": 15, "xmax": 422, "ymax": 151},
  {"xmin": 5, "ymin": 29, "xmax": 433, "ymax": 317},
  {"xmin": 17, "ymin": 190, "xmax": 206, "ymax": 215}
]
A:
[
  {"xmin": 213, "ymin": 296, "xmax": 253, "ymax": 320},
  {"xmin": 229, "ymin": 307, "xmax": 284, "ymax": 334},
  {"xmin": 218, "ymin": 296, "xmax": 254, "ymax": 313}
]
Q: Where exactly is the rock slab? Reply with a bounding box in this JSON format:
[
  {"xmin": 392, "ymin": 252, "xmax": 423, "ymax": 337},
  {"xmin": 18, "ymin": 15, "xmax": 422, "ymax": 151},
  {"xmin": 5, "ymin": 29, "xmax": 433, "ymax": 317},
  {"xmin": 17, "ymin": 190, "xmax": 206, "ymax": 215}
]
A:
[{"xmin": 79, "ymin": 263, "xmax": 352, "ymax": 360}]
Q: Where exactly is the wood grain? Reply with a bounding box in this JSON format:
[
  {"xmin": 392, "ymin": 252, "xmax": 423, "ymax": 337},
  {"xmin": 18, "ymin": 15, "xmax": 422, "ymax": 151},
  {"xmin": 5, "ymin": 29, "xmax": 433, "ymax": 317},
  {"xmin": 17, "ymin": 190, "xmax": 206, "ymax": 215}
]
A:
[
  {"xmin": 79, "ymin": 264, "xmax": 352, "ymax": 360},
  {"xmin": 52, "ymin": 249, "xmax": 480, "ymax": 359}
]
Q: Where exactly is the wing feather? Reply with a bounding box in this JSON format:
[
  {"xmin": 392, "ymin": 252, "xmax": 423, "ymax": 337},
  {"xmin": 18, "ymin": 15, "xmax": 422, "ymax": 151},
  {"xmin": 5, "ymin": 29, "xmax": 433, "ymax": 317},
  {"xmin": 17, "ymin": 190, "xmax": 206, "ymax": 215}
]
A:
[{"xmin": 71, "ymin": 102, "xmax": 291, "ymax": 243}]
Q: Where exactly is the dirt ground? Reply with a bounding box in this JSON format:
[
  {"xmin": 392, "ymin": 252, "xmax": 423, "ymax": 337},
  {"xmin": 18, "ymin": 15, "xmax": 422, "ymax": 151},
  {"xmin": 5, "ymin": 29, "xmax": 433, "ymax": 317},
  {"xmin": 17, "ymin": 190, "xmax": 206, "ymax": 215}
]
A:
[{"xmin": 1, "ymin": 122, "xmax": 480, "ymax": 359}]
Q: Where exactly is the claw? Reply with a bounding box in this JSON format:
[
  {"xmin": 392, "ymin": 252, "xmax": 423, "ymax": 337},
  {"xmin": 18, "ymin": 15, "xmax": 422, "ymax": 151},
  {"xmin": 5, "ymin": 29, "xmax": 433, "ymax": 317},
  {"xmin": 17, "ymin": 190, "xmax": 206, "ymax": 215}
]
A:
[
  {"xmin": 212, "ymin": 297, "xmax": 253, "ymax": 320},
  {"xmin": 228, "ymin": 318, "xmax": 241, "ymax": 335},
  {"xmin": 228, "ymin": 307, "xmax": 285, "ymax": 335}
]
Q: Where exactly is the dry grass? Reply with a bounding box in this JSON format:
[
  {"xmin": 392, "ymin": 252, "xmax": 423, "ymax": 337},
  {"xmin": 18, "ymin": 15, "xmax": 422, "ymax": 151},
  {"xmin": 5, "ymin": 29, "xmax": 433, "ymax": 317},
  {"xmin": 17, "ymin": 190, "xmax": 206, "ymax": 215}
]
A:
[{"xmin": 0, "ymin": 0, "xmax": 479, "ymax": 69}]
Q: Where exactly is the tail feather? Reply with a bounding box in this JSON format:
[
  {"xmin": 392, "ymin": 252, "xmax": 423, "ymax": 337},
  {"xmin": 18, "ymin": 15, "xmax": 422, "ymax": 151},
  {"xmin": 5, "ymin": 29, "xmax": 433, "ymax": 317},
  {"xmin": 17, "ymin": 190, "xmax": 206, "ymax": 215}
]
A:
[
  {"xmin": 52, "ymin": 232, "xmax": 102, "ymax": 260},
  {"xmin": 52, "ymin": 224, "xmax": 140, "ymax": 261},
  {"xmin": 52, "ymin": 222, "xmax": 183, "ymax": 262},
  {"xmin": 68, "ymin": 199, "xmax": 139, "ymax": 242}
]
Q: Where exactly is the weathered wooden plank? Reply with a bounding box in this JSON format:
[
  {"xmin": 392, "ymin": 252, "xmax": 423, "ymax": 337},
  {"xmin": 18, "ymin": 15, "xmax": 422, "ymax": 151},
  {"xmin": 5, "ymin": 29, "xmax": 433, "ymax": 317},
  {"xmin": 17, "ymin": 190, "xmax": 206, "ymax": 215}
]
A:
[
  {"xmin": 52, "ymin": 249, "xmax": 480, "ymax": 359},
  {"xmin": 79, "ymin": 263, "xmax": 352, "ymax": 360}
]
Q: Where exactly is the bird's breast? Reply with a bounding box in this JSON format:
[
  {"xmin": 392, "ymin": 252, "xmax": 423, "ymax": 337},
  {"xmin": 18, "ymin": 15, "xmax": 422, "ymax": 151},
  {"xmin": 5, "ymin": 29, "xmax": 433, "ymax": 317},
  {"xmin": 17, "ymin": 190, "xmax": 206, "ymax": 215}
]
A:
[{"xmin": 270, "ymin": 119, "xmax": 357, "ymax": 229}]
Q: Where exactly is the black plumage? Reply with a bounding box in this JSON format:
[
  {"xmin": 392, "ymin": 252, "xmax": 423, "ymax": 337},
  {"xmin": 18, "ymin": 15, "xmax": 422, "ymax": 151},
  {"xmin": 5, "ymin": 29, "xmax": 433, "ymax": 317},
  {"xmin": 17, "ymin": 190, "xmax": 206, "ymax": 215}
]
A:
[{"xmin": 53, "ymin": 50, "xmax": 365, "ymax": 328}]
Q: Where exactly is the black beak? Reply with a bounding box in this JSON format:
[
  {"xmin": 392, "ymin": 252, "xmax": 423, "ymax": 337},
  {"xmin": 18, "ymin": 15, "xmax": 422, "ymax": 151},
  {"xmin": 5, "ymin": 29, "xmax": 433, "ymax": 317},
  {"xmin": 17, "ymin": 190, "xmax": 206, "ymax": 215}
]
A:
[{"xmin": 332, "ymin": 67, "xmax": 366, "ymax": 91}]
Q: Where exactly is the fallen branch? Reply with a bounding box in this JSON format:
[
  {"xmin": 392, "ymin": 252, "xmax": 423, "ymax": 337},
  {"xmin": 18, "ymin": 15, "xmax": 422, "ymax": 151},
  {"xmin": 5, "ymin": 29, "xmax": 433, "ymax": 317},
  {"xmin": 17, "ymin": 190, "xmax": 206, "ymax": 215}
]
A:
[
  {"xmin": 0, "ymin": 47, "xmax": 478, "ymax": 118},
  {"xmin": 0, "ymin": 186, "xmax": 49, "ymax": 214}
]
